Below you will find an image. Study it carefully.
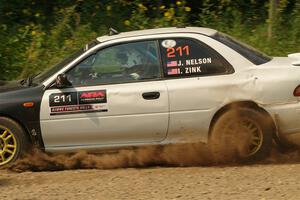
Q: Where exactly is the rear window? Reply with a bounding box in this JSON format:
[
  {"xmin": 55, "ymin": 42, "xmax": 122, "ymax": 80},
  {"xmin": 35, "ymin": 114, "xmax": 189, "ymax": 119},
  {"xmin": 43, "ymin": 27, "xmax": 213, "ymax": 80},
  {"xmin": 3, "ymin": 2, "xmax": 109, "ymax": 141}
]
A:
[
  {"xmin": 212, "ymin": 32, "xmax": 272, "ymax": 65},
  {"xmin": 159, "ymin": 38, "xmax": 234, "ymax": 78}
]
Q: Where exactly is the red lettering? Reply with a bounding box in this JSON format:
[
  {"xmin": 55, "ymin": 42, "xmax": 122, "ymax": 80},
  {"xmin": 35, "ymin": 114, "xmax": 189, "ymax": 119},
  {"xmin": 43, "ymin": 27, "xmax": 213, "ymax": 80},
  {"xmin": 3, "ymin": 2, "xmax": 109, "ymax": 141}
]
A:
[
  {"xmin": 166, "ymin": 45, "xmax": 190, "ymax": 58},
  {"xmin": 80, "ymin": 92, "xmax": 105, "ymax": 99}
]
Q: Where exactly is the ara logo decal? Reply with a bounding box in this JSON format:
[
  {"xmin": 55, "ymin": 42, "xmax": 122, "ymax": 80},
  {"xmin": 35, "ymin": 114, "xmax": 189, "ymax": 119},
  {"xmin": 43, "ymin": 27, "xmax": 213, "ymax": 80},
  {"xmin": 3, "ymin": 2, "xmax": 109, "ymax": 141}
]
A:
[
  {"xmin": 80, "ymin": 91, "xmax": 105, "ymax": 99},
  {"xmin": 79, "ymin": 90, "xmax": 107, "ymax": 104}
]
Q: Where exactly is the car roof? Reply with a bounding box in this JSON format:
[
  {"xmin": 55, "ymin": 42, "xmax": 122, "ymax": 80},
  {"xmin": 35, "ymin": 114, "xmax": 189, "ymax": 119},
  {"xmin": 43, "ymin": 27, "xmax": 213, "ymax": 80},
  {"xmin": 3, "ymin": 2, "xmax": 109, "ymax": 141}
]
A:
[{"xmin": 96, "ymin": 27, "xmax": 217, "ymax": 43}]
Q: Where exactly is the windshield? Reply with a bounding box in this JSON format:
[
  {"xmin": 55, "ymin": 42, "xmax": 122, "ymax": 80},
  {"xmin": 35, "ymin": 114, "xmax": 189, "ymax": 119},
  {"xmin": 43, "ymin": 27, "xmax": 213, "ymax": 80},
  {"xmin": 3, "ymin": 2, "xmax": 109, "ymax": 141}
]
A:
[
  {"xmin": 33, "ymin": 40, "xmax": 99, "ymax": 84},
  {"xmin": 212, "ymin": 32, "xmax": 272, "ymax": 65}
]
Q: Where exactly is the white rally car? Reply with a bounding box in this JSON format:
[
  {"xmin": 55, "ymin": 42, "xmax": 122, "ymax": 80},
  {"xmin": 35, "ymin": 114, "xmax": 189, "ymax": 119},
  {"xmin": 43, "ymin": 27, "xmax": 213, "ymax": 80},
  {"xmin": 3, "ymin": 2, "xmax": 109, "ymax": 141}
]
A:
[{"xmin": 1, "ymin": 27, "xmax": 300, "ymax": 166}]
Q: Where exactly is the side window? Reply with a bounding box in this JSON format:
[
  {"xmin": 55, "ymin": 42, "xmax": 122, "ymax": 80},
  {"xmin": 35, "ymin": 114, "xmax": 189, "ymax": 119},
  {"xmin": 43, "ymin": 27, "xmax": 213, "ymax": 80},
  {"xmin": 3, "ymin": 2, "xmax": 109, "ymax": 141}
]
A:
[
  {"xmin": 159, "ymin": 38, "xmax": 233, "ymax": 77},
  {"xmin": 66, "ymin": 40, "xmax": 161, "ymax": 86}
]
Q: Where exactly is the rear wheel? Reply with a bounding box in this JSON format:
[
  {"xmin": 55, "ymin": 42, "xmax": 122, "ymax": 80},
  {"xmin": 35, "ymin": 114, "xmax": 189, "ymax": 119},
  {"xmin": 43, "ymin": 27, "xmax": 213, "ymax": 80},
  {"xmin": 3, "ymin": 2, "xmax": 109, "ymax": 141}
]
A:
[
  {"xmin": 210, "ymin": 107, "xmax": 273, "ymax": 162},
  {"xmin": 0, "ymin": 117, "xmax": 30, "ymax": 167}
]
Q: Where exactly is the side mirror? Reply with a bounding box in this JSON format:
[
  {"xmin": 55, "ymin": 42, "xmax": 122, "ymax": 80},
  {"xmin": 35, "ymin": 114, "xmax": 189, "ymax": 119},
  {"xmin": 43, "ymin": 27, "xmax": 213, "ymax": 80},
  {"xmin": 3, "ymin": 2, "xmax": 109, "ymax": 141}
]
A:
[{"xmin": 55, "ymin": 74, "xmax": 72, "ymax": 88}]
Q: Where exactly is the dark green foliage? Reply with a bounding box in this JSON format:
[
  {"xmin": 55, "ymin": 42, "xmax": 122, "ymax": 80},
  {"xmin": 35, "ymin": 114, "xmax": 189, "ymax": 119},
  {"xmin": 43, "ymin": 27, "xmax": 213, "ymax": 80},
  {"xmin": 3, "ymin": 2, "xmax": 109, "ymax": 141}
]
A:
[{"xmin": 0, "ymin": 0, "xmax": 299, "ymax": 80}]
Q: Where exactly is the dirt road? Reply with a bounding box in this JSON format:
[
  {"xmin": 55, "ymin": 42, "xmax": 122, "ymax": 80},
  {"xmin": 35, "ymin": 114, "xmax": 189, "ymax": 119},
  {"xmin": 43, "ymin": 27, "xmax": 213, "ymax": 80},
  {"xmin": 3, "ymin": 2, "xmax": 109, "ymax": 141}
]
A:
[
  {"xmin": 1, "ymin": 146, "xmax": 300, "ymax": 200},
  {"xmin": 1, "ymin": 163, "xmax": 300, "ymax": 200}
]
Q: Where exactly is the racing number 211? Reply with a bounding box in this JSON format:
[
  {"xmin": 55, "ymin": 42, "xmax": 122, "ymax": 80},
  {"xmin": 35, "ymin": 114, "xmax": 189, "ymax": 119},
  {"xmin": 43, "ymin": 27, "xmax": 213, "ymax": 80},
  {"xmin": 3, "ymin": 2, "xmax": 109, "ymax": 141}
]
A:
[
  {"xmin": 53, "ymin": 94, "xmax": 72, "ymax": 103},
  {"xmin": 49, "ymin": 92, "xmax": 77, "ymax": 107},
  {"xmin": 167, "ymin": 45, "xmax": 190, "ymax": 58}
]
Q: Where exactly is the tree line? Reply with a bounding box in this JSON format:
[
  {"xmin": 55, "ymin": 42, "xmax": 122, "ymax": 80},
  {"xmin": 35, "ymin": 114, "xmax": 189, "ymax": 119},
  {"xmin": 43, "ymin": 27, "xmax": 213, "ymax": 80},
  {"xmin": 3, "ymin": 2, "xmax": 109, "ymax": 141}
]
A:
[{"xmin": 0, "ymin": 0, "xmax": 299, "ymax": 80}]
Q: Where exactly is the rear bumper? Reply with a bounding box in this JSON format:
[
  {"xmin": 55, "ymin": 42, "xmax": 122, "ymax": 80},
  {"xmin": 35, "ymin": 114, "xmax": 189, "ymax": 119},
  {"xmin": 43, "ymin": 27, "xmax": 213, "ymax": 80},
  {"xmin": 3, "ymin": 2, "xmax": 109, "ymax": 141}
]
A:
[{"xmin": 265, "ymin": 102, "xmax": 300, "ymax": 146}]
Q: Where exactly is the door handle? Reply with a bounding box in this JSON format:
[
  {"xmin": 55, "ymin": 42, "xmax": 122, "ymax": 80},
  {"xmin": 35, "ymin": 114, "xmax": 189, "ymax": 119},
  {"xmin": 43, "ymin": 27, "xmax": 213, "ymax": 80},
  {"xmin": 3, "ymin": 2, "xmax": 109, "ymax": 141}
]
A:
[{"xmin": 142, "ymin": 92, "xmax": 160, "ymax": 100}]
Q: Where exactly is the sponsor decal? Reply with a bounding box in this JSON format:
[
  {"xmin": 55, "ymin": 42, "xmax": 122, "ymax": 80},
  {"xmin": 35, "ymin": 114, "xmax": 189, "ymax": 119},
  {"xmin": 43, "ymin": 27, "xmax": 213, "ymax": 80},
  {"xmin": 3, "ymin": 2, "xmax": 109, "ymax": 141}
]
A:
[
  {"xmin": 161, "ymin": 39, "xmax": 176, "ymax": 48},
  {"xmin": 49, "ymin": 90, "xmax": 108, "ymax": 115},
  {"xmin": 51, "ymin": 105, "xmax": 93, "ymax": 113},
  {"xmin": 50, "ymin": 105, "xmax": 108, "ymax": 116},
  {"xmin": 79, "ymin": 90, "xmax": 107, "ymax": 104}
]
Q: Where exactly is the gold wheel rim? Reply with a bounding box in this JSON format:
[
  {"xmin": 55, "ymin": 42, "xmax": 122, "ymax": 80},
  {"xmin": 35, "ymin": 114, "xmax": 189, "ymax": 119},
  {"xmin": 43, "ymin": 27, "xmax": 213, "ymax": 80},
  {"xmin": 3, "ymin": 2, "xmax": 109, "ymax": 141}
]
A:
[
  {"xmin": 0, "ymin": 126, "xmax": 17, "ymax": 166},
  {"xmin": 242, "ymin": 119, "xmax": 264, "ymax": 156},
  {"xmin": 223, "ymin": 118, "xmax": 263, "ymax": 157}
]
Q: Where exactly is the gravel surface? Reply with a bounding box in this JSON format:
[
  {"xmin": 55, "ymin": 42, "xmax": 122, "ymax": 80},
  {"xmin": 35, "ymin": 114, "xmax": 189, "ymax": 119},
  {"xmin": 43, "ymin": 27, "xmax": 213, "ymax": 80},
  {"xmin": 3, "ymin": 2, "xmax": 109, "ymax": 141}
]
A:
[{"xmin": 1, "ymin": 164, "xmax": 300, "ymax": 200}]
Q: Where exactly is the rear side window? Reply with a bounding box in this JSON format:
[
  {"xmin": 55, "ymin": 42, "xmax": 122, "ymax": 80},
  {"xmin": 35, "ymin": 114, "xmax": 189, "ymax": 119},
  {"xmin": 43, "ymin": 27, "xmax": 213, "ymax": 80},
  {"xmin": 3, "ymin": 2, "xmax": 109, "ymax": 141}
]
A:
[
  {"xmin": 159, "ymin": 38, "xmax": 233, "ymax": 77},
  {"xmin": 212, "ymin": 32, "xmax": 272, "ymax": 65}
]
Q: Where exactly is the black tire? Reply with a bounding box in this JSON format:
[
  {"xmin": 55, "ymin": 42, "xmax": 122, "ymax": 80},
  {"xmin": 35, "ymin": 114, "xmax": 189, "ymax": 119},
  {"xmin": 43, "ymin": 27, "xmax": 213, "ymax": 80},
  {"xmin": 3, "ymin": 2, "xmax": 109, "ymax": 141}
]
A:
[
  {"xmin": 210, "ymin": 107, "xmax": 273, "ymax": 162},
  {"xmin": 0, "ymin": 117, "xmax": 30, "ymax": 167}
]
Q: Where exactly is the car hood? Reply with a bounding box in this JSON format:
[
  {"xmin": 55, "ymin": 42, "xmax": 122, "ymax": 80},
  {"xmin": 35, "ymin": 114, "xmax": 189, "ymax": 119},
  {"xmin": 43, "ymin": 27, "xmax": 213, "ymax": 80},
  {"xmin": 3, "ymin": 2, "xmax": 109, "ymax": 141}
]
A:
[{"xmin": 0, "ymin": 80, "xmax": 27, "ymax": 93}]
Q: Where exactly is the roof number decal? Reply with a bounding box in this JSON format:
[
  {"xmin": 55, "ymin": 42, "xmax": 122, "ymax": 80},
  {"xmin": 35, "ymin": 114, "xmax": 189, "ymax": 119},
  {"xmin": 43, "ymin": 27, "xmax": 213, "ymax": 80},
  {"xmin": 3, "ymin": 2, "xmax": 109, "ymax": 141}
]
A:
[{"xmin": 161, "ymin": 39, "xmax": 176, "ymax": 48}]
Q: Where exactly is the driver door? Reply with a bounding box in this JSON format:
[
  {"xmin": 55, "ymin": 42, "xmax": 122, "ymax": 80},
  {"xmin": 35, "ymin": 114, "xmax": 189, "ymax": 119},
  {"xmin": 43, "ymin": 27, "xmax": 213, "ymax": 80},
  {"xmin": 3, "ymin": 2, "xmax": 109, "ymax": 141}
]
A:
[{"xmin": 40, "ymin": 40, "xmax": 169, "ymax": 150}]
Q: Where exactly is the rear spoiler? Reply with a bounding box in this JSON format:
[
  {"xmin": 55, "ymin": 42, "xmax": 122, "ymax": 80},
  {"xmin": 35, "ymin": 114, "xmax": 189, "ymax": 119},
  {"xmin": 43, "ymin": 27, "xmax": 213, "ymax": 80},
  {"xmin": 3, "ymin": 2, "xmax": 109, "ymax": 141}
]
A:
[{"xmin": 288, "ymin": 53, "xmax": 300, "ymax": 66}]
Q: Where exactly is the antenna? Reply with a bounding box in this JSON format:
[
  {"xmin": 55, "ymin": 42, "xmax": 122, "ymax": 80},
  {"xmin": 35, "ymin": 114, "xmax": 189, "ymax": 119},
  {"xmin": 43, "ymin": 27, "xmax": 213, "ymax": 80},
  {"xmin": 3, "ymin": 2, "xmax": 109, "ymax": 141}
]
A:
[
  {"xmin": 176, "ymin": 24, "xmax": 186, "ymax": 28},
  {"xmin": 109, "ymin": 27, "xmax": 119, "ymax": 36}
]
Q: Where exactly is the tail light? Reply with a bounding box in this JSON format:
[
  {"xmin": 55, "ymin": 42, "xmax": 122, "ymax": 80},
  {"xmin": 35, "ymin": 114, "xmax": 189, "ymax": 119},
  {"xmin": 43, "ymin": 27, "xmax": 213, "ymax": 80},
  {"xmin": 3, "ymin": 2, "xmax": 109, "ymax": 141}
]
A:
[{"xmin": 293, "ymin": 85, "xmax": 300, "ymax": 96}]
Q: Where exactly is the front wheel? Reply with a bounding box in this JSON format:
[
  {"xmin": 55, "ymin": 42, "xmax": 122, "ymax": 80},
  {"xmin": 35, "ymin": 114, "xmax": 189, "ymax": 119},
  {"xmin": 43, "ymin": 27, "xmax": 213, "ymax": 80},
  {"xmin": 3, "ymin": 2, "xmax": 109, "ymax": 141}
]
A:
[
  {"xmin": 210, "ymin": 108, "xmax": 273, "ymax": 162},
  {"xmin": 0, "ymin": 117, "xmax": 30, "ymax": 167}
]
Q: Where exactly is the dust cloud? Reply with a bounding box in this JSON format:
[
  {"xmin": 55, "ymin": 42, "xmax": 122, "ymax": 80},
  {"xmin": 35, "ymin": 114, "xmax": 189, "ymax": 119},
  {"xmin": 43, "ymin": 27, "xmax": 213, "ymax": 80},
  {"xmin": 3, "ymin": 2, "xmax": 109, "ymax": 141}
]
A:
[
  {"xmin": 4, "ymin": 109, "xmax": 300, "ymax": 172},
  {"xmin": 6, "ymin": 142, "xmax": 242, "ymax": 172},
  {"xmin": 261, "ymin": 148, "xmax": 300, "ymax": 164},
  {"xmin": 3, "ymin": 142, "xmax": 300, "ymax": 172}
]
